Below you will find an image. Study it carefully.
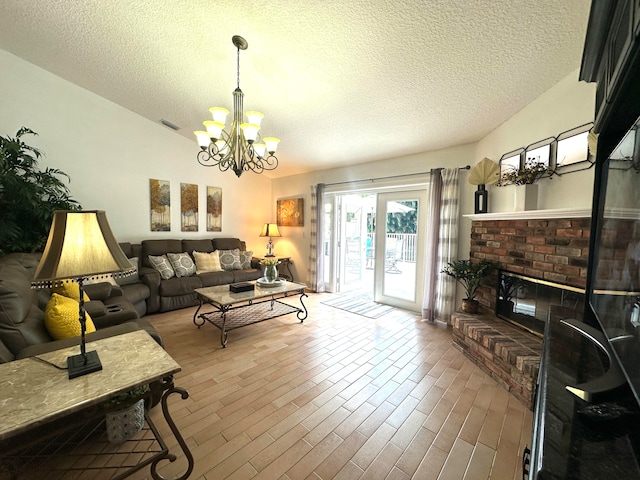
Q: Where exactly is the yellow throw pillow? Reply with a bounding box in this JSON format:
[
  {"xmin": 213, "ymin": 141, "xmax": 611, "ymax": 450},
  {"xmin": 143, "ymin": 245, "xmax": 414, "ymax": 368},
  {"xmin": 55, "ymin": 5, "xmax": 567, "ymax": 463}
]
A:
[
  {"xmin": 52, "ymin": 281, "xmax": 91, "ymax": 302},
  {"xmin": 45, "ymin": 293, "xmax": 96, "ymax": 340},
  {"xmin": 192, "ymin": 250, "xmax": 223, "ymax": 274}
]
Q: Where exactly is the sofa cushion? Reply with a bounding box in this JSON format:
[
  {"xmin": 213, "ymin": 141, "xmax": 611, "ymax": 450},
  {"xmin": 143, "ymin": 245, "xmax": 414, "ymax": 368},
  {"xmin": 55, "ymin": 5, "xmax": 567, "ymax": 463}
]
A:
[
  {"xmin": 213, "ymin": 238, "xmax": 245, "ymax": 251},
  {"xmin": 219, "ymin": 249, "xmax": 242, "ymax": 270},
  {"xmin": 0, "ymin": 257, "xmax": 53, "ymax": 355},
  {"xmin": 232, "ymin": 269, "xmax": 263, "ymax": 283},
  {"xmin": 141, "ymin": 240, "xmax": 183, "ymax": 268},
  {"xmin": 182, "ymin": 239, "xmax": 214, "ymax": 254},
  {"xmin": 193, "ymin": 250, "xmax": 223, "ymax": 274},
  {"xmin": 159, "ymin": 276, "xmax": 203, "ymax": 297},
  {"xmin": 149, "ymin": 255, "xmax": 176, "ymax": 280},
  {"xmin": 197, "ymin": 270, "xmax": 236, "ymax": 287},
  {"xmin": 167, "ymin": 252, "xmax": 196, "ymax": 277},
  {"xmin": 120, "ymin": 282, "xmax": 150, "ymax": 306},
  {"xmin": 45, "ymin": 293, "xmax": 97, "ymax": 340}
]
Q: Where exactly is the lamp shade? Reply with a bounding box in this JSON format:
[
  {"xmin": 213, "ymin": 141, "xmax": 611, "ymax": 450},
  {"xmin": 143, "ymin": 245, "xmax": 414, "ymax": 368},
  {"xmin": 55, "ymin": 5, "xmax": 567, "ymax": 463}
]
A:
[
  {"xmin": 33, "ymin": 210, "xmax": 133, "ymax": 283},
  {"xmin": 259, "ymin": 223, "xmax": 281, "ymax": 238}
]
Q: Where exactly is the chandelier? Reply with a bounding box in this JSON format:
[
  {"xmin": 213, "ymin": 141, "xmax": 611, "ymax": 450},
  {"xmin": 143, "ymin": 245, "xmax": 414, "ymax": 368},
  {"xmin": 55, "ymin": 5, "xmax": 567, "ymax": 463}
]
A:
[{"xmin": 194, "ymin": 35, "xmax": 280, "ymax": 177}]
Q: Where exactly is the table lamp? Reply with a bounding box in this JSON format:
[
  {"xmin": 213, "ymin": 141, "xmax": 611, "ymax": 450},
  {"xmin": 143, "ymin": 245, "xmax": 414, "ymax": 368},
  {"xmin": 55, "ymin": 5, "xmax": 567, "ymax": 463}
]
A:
[
  {"xmin": 31, "ymin": 210, "xmax": 134, "ymax": 379},
  {"xmin": 259, "ymin": 223, "xmax": 281, "ymax": 257}
]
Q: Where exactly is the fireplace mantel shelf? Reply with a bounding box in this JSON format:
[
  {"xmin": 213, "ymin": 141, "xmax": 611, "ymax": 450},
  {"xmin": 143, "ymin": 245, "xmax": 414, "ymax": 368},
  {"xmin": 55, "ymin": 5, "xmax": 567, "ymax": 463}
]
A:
[{"xmin": 464, "ymin": 208, "xmax": 591, "ymax": 221}]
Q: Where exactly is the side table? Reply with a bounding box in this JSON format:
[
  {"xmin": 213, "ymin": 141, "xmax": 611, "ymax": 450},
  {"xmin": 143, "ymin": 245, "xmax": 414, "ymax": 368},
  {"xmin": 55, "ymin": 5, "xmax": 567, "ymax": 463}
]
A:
[
  {"xmin": 0, "ymin": 329, "xmax": 194, "ymax": 480},
  {"xmin": 256, "ymin": 256, "xmax": 294, "ymax": 281}
]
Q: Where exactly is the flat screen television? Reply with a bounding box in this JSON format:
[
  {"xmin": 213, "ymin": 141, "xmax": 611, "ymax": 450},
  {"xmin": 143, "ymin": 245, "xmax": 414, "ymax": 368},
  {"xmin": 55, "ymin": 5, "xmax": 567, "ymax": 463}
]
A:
[{"xmin": 588, "ymin": 114, "xmax": 640, "ymax": 405}]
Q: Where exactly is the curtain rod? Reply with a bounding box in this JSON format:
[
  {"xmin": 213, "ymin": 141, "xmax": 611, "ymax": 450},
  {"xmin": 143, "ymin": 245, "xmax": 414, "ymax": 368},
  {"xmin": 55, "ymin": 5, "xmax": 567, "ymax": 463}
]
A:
[{"xmin": 323, "ymin": 165, "xmax": 470, "ymax": 188}]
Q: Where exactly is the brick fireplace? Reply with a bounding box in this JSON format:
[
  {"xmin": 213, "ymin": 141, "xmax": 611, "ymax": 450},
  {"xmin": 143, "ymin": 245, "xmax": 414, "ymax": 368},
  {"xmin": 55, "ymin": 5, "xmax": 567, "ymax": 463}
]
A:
[
  {"xmin": 470, "ymin": 215, "xmax": 591, "ymax": 311},
  {"xmin": 452, "ymin": 210, "xmax": 592, "ymax": 408}
]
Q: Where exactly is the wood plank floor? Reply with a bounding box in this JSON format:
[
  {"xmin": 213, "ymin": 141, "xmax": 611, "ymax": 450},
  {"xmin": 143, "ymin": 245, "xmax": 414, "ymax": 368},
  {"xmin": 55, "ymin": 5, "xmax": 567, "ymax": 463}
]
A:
[{"xmin": 131, "ymin": 292, "xmax": 532, "ymax": 480}]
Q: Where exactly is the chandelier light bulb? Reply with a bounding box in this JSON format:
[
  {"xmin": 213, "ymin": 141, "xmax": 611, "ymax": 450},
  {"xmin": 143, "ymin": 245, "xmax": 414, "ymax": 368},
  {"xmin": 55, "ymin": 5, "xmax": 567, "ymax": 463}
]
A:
[
  {"xmin": 194, "ymin": 131, "xmax": 210, "ymax": 148},
  {"xmin": 209, "ymin": 107, "xmax": 229, "ymax": 124},
  {"xmin": 254, "ymin": 143, "xmax": 266, "ymax": 157},
  {"xmin": 203, "ymin": 121, "xmax": 225, "ymax": 140},
  {"xmin": 240, "ymin": 123, "xmax": 260, "ymax": 143},
  {"xmin": 245, "ymin": 111, "xmax": 264, "ymax": 126},
  {"xmin": 263, "ymin": 137, "xmax": 280, "ymax": 153}
]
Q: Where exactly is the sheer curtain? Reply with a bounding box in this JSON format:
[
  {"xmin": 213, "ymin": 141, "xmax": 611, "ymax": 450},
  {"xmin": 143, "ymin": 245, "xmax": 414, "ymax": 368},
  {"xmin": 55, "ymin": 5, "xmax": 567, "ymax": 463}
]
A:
[
  {"xmin": 422, "ymin": 168, "xmax": 461, "ymax": 324},
  {"xmin": 307, "ymin": 183, "xmax": 325, "ymax": 292}
]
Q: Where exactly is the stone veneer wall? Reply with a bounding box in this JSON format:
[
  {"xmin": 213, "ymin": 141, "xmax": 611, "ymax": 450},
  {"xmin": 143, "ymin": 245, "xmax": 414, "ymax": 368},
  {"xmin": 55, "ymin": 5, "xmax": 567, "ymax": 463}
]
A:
[{"xmin": 469, "ymin": 217, "xmax": 591, "ymax": 312}]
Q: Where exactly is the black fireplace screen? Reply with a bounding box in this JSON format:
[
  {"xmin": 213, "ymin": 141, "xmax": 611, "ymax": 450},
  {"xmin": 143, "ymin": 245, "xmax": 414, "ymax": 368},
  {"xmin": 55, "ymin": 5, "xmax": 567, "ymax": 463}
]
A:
[{"xmin": 497, "ymin": 271, "xmax": 586, "ymax": 336}]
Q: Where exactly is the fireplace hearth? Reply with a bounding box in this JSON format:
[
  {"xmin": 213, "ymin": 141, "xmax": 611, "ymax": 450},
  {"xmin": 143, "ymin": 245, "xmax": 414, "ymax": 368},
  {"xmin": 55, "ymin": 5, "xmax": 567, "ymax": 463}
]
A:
[{"xmin": 497, "ymin": 271, "xmax": 585, "ymax": 336}]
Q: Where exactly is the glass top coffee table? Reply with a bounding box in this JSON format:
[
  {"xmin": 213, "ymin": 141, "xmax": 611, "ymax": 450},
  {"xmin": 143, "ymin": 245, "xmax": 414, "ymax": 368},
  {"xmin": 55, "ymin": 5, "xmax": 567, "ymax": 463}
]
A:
[{"xmin": 193, "ymin": 280, "xmax": 308, "ymax": 347}]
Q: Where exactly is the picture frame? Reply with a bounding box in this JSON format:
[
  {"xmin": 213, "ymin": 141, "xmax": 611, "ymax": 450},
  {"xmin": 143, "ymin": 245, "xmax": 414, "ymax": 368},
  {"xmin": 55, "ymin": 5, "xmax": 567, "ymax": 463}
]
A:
[
  {"xmin": 149, "ymin": 179, "xmax": 170, "ymax": 231},
  {"xmin": 277, "ymin": 197, "xmax": 304, "ymax": 226}
]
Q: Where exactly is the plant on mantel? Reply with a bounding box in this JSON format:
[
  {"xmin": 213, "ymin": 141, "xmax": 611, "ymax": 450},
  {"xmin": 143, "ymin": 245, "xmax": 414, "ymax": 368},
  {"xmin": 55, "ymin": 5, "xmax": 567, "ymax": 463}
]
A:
[{"xmin": 497, "ymin": 158, "xmax": 553, "ymax": 186}]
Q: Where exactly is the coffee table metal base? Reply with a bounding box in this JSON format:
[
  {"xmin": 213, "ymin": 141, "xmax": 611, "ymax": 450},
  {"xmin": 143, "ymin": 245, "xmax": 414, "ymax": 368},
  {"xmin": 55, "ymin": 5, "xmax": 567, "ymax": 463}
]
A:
[{"xmin": 193, "ymin": 292, "xmax": 308, "ymax": 347}]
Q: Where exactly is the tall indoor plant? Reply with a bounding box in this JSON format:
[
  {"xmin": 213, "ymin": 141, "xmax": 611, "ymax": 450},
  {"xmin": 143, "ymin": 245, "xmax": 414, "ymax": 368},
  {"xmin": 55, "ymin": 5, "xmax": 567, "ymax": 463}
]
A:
[
  {"xmin": 441, "ymin": 259, "xmax": 496, "ymax": 313},
  {"xmin": 0, "ymin": 127, "xmax": 80, "ymax": 254}
]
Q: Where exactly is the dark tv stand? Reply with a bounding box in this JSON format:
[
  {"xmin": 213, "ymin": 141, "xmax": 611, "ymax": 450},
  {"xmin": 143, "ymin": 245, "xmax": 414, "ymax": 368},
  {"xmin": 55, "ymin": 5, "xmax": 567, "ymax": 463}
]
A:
[
  {"xmin": 560, "ymin": 318, "xmax": 629, "ymax": 402},
  {"xmin": 529, "ymin": 318, "xmax": 640, "ymax": 479}
]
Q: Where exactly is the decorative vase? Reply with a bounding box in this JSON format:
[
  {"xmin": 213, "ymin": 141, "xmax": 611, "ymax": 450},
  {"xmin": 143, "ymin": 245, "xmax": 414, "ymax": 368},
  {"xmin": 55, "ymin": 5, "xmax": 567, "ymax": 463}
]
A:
[
  {"xmin": 264, "ymin": 264, "xmax": 279, "ymax": 283},
  {"xmin": 474, "ymin": 184, "xmax": 488, "ymax": 214},
  {"xmin": 514, "ymin": 184, "xmax": 539, "ymax": 211},
  {"xmin": 105, "ymin": 399, "xmax": 145, "ymax": 444},
  {"xmin": 461, "ymin": 299, "xmax": 480, "ymax": 314}
]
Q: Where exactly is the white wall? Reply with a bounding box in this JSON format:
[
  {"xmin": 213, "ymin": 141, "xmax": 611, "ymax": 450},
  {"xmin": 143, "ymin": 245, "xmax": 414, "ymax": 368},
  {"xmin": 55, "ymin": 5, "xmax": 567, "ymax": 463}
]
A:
[{"xmin": 0, "ymin": 49, "xmax": 271, "ymax": 254}]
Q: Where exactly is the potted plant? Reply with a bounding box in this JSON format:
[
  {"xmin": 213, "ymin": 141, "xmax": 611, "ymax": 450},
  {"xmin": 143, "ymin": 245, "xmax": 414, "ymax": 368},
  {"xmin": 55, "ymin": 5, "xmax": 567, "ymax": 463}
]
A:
[
  {"xmin": 0, "ymin": 127, "xmax": 80, "ymax": 254},
  {"xmin": 497, "ymin": 158, "xmax": 552, "ymax": 211},
  {"xmin": 100, "ymin": 384, "xmax": 149, "ymax": 444},
  {"xmin": 497, "ymin": 158, "xmax": 552, "ymax": 186},
  {"xmin": 497, "ymin": 273, "xmax": 520, "ymax": 316},
  {"xmin": 441, "ymin": 259, "xmax": 496, "ymax": 313}
]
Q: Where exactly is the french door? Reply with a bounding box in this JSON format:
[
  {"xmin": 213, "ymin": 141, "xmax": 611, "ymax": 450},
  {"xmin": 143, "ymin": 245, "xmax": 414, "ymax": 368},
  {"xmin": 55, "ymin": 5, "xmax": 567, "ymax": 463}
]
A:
[
  {"xmin": 323, "ymin": 188, "xmax": 427, "ymax": 312},
  {"xmin": 373, "ymin": 190, "xmax": 427, "ymax": 311}
]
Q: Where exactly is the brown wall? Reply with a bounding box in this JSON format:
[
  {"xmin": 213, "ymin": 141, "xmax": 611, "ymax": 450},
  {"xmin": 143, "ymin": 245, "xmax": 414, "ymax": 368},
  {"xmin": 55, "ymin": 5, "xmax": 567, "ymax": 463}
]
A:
[{"xmin": 469, "ymin": 218, "xmax": 591, "ymax": 311}]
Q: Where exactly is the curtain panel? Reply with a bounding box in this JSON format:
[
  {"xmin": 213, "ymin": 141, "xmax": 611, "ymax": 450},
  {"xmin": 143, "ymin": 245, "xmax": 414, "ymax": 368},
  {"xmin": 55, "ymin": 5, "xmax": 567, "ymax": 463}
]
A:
[
  {"xmin": 307, "ymin": 183, "xmax": 325, "ymax": 292},
  {"xmin": 422, "ymin": 168, "xmax": 461, "ymax": 324}
]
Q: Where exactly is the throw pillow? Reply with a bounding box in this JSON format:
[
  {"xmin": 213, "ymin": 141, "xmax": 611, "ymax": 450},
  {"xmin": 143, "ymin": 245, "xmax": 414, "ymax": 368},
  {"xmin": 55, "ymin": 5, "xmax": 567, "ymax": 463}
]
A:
[
  {"xmin": 192, "ymin": 250, "xmax": 223, "ymax": 274},
  {"xmin": 52, "ymin": 281, "xmax": 90, "ymax": 302},
  {"xmin": 218, "ymin": 248, "xmax": 242, "ymax": 270},
  {"xmin": 116, "ymin": 257, "xmax": 140, "ymax": 286},
  {"xmin": 239, "ymin": 250, "xmax": 253, "ymax": 269},
  {"xmin": 167, "ymin": 252, "xmax": 196, "ymax": 277},
  {"xmin": 148, "ymin": 254, "xmax": 176, "ymax": 280},
  {"xmin": 45, "ymin": 293, "xmax": 96, "ymax": 340}
]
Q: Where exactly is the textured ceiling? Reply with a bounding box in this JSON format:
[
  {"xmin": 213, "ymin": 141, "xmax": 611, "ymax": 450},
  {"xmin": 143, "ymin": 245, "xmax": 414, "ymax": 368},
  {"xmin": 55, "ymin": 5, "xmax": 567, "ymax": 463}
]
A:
[{"xmin": 0, "ymin": 0, "xmax": 592, "ymax": 178}]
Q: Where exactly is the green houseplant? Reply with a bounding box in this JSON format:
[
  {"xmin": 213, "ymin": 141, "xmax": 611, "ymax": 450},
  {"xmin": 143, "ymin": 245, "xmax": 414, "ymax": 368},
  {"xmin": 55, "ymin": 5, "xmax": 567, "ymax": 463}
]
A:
[
  {"xmin": 441, "ymin": 259, "xmax": 496, "ymax": 313},
  {"xmin": 0, "ymin": 127, "xmax": 80, "ymax": 255}
]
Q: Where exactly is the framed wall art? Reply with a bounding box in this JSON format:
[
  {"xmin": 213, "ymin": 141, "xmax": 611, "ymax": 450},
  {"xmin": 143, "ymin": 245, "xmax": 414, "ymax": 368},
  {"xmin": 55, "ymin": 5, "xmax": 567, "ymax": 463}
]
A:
[
  {"xmin": 149, "ymin": 179, "xmax": 170, "ymax": 231},
  {"xmin": 180, "ymin": 183, "xmax": 198, "ymax": 232},
  {"xmin": 277, "ymin": 197, "xmax": 304, "ymax": 226},
  {"xmin": 206, "ymin": 186, "xmax": 222, "ymax": 232}
]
